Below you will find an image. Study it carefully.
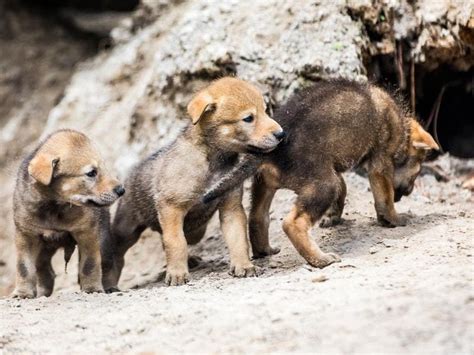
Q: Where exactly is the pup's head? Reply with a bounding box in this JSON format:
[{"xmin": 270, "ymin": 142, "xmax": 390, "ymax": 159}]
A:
[
  {"xmin": 393, "ymin": 119, "xmax": 439, "ymax": 202},
  {"xmin": 187, "ymin": 77, "xmax": 285, "ymax": 154},
  {"xmin": 28, "ymin": 130, "xmax": 125, "ymax": 207}
]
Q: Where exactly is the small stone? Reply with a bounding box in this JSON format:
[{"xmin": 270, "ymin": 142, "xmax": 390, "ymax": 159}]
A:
[
  {"xmin": 339, "ymin": 264, "xmax": 356, "ymax": 268},
  {"xmin": 369, "ymin": 247, "xmax": 378, "ymax": 254},
  {"xmin": 312, "ymin": 274, "xmax": 328, "ymax": 283}
]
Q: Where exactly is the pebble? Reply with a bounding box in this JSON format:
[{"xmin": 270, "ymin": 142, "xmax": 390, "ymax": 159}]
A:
[{"xmin": 312, "ymin": 274, "xmax": 328, "ymax": 283}]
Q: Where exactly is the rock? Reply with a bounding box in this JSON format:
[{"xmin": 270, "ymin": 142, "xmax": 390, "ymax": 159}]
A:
[
  {"xmin": 312, "ymin": 274, "xmax": 328, "ymax": 283},
  {"xmin": 339, "ymin": 264, "xmax": 357, "ymax": 269}
]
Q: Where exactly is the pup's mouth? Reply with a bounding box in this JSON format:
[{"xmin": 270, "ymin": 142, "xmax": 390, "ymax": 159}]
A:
[
  {"xmin": 70, "ymin": 194, "xmax": 118, "ymax": 207},
  {"xmin": 246, "ymin": 144, "xmax": 276, "ymax": 154},
  {"xmin": 85, "ymin": 199, "xmax": 110, "ymax": 207}
]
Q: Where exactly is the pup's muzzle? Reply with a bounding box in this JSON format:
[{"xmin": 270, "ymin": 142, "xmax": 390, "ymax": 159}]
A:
[
  {"xmin": 247, "ymin": 129, "xmax": 286, "ymax": 154},
  {"xmin": 71, "ymin": 184, "xmax": 125, "ymax": 207}
]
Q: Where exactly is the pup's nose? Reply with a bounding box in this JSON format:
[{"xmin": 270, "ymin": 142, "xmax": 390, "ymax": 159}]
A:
[
  {"xmin": 273, "ymin": 130, "xmax": 286, "ymax": 141},
  {"xmin": 113, "ymin": 185, "xmax": 125, "ymax": 197}
]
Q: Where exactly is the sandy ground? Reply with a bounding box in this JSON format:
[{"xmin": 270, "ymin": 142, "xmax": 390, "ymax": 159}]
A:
[{"xmin": 1, "ymin": 163, "xmax": 473, "ymax": 353}]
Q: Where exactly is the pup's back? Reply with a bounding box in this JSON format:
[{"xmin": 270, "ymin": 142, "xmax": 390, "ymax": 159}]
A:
[{"xmin": 271, "ymin": 80, "xmax": 405, "ymax": 173}]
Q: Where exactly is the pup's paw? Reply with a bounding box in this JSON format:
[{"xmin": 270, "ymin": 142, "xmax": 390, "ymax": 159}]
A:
[
  {"xmin": 252, "ymin": 246, "xmax": 280, "ymax": 259},
  {"xmin": 319, "ymin": 216, "xmax": 342, "ymax": 228},
  {"xmin": 11, "ymin": 288, "xmax": 36, "ymax": 299},
  {"xmin": 36, "ymin": 287, "xmax": 53, "ymax": 298},
  {"xmin": 309, "ymin": 252, "xmax": 341, "ymax": 269},
  {"xmin": 105, "ymin": 286, "xmax": 121, "ymax": 294},
  {"xmin": 165, "ymin": 270, "xmax": 190, "ymax": 286},
  {"xmin": 82, "ymin": 286, "xmax": 104, "ymax": 294},
  {"xmin": 229, "ymin": 264, "xmax": 260, "ymax": 278},
  {"xmin": 378, "ymin": 214, "xmax": 408, "ymax": 227}
]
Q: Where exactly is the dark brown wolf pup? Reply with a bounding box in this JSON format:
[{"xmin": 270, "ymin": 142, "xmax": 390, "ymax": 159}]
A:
[{"xmin": 203, "ymin": 80, "xmax": 439, "ymax": 269}]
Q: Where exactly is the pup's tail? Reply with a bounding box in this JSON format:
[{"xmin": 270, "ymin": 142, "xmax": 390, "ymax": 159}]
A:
[
  {"xmin": 64, "ymin": 244, "xmax": 75, "ymax": 273},
  {"xmin": 202, "ymin": 154, "xmax": 262, "ymax": 203}
]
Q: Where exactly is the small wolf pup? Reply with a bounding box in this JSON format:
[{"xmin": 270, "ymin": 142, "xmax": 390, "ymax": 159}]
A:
[
  {"xmin": 203, "ymin": 80, "xmax": 439, "ymax": 268},
  {"xmin": 12, "ymin": 129, "xmax": 125, "ymax": 298},
  {"xmin": 111, "ymin": 77, "xmax": 284, "ymax": 286}
]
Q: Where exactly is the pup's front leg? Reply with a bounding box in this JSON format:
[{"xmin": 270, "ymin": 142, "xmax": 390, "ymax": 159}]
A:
[
  {"xmin": 75, "ymin": 229, "xmax": 104, "ymax": 293},
  {"xmin": 12, "ymin": 232, "xmax": 41, "ymax": 298},
  {"xmin": 368, "ymin": 168, "xmax": 408, "ymax": 227},
  {"xmin": 159, "ymin": 205, "xmax": 189, "ymax": 286},
  {"xmin": 249, "ymin": 177, "xmax": 280, "ymax": 258},
  {"xmin": 219, "ymin": 187, "xmax": 257, "ymax": 277}
]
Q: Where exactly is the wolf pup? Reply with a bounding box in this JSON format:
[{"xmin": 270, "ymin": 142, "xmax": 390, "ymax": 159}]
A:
[
  {"xmin": 12, "ymin": 129, "xmax": 125, "ymax": 298},
  {"xmin": 203, "ymin": 80, "xmax": 439, "ymax": 268},
  {"xmin": 111, "ymin": 77, "xmax": 284, "ymax": 286}
]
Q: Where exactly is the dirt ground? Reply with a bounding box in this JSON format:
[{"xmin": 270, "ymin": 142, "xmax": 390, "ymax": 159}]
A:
[{"xmin": 0, "ymin": 156, "xmax": 473, "ymax": 353}]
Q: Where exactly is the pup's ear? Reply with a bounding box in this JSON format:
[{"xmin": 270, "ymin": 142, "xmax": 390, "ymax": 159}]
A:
[
  {"xmin": 410, "ymin": 119, "xmax": 440, "ymax": 151},
  {"xmin": 28, "ymin": 153, "xmax": 59, "ymax": 185},
  {"xmin": 187, "ymin": 90, "xmax": 216, "ymax": 125}
]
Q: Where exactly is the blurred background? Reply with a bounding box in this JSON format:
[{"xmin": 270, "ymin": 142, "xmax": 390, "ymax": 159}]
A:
[{"xmin": 0, "ymin": 0, "xmax": 472, "ymax": 294}]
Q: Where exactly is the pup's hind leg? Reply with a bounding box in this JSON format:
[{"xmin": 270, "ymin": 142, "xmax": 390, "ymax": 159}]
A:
[
  {"xmin": 36, "ymin": 246, "xmax": 56, "ymax": 297},
  {"xmin": 185, "ymin": 224, "xmax": 207, "ymax": 245},
  {"xmin": 101, "ymin": 232, "xmax": 120, "ymax": 293},
  {"xmin": 319, "ymin": 174, "xmax": 346, "ymax": 228},
  {"xmin": 219, "ymin": 187, "xmax": 256, "ymax": 277},
  {"xmin": 185, "ymin": 224, "xmax": 207, "ymax": 269},
  {"xmin": 283, "ymin": 182, "xmax": 341, "ymax": 268},
  {"xmin": 111, "ymin": 220, "xmax": 146, "ymax": 289},
  {"xmin": 249, "ymin": 177, "xmax": 280, "ymax": 258},
  {"xmin": 12, "ymin": 232, "xmax": 41, "ymax": 298}
]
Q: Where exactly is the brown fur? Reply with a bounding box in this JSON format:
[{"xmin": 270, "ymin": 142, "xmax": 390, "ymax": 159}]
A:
[
  {"xmin": 12, "ymin": 129, "xmax": 124, "ymax": 298},
  {"xmin": 111, "ymin": 77, "xmax": 284, "ymax": 287},
  {"xmin": 204, "ymin": 80, "xmax": 439, "ymax": 268}
]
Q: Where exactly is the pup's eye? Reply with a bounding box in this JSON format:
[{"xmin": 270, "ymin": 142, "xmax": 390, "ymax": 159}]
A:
[
  {"xmin": 242, "ymin": 115, "xmax": 254, "ymax": 123},
  {"xmin": 85, "ymin": 169, "xmax": 97, "ymax": 178}
]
